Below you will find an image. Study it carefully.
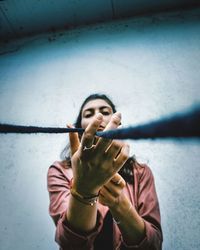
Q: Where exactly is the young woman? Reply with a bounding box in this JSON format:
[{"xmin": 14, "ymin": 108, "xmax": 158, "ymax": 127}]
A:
[{"xmin": 47, "ymin": 94, "xmax": 162, "ymax": 250}]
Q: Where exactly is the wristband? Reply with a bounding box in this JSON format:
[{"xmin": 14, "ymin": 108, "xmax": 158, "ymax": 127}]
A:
[{"xmin": 70, "ymin": 188, "xmax": 99, "ymax": 206}]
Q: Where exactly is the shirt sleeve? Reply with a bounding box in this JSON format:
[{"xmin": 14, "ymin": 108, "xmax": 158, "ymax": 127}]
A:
[
  {"xmin": 121, "ymin": 164, "xmax": 163, "ymax": 250},
  {"xmin": 47, "ymin": 164, "xmax": 103, "ymax": 250}
]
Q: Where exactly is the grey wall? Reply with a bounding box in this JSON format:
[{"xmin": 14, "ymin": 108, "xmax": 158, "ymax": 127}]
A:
[{"xmin": 0, "ymin": 8, "xmax": 200, "ymax": 250}]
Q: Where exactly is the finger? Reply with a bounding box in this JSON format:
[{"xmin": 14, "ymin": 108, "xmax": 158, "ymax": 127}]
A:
[
  {"xmin": 99, "ymin": 186, "xmax": 115, "ymax": 200},
  {"xmin": 114, "ymin": 144, "xmax": 130, "ymax": 170},
  {"xmin": 98, "ymin": 191, "xmax": 110, "ymax": 206},
  {"xmin": 67, "ymin": 124, "xmax": 80, "ymax": 156},
  {"xmin": 105, "ymin": 112, "xmax": 122, "ymax": 130},
  {"xmin": 103, "ymin": 178, "xmax": 125, "ymax": 197},
  {"xmin": 81, "ymin": 113, "xmax": 103, "ymax": 149},
  {"xmin": 104, "ymin": 140, "xmax": 123, "ymax": 159},
  {"xmin": 111, "ymin": 173, "xmax": 126, "ymax": 188},
  {"xmin": 99, "ymin": 186, "xmax": 119, "ymax": 207},
  {"xmin": 111, "ymin": 173, "xmax": 122, "ymax": 182},
  {"xmin": 95, "ymin": 112, "xmax": 122, "ymax": 153}
]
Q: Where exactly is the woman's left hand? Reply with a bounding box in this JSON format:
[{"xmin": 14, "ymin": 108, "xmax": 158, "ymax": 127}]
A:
[{"xmin": 99, "ymin": 173, "xmax": 126, "ymax": 208}]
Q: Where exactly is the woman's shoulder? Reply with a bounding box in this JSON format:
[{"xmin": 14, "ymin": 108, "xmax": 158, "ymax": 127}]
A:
[
  {"xmin": 50, "ymin": 160, "xmax": 71, "ymax": 169},
  {"xmin": 47, "ymin": 160, "xmax": 73, "ymax": 180},
  {"xmin": 133, "ymin": 161, "xmax": 154, "ymax": 181}
]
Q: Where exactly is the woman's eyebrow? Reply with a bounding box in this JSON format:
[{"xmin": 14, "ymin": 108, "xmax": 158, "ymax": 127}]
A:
[{"xmin": 99, "ymin": 106, "xmax": 112, "ymax": 110}]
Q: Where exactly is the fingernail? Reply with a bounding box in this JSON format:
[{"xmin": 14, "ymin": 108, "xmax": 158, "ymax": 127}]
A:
[
  {"xmin": 66, "ymin": 123, "xmax": 74, "ymax": 128},
  {"xmin": 113, "ymin": 112, "xmax": 121, "ymax": 122}
]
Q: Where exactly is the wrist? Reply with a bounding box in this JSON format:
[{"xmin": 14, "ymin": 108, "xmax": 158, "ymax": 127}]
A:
[
  {"xmin": 70, "ymin": 178, "xmax": 100, "ymax": 197},
  {"xmin": 70, "ymin": 187, "xmax": 99, "ymax": 206}
]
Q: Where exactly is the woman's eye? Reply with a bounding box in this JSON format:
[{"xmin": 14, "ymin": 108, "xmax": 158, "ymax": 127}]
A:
[
  {"xmin": 102, "ymin": 111, "xmax": 110, "ymax": 116},
  {"xmin": 84, "ymin": 113, "xmax": 93, "ymax": 118}
]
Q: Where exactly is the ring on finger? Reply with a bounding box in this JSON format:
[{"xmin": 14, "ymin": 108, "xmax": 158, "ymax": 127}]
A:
[
  {"xmin": 82, "ymin": 144, "xmax": 95, "ymax": 152},
  {"xmin": 116, "ymin": 179, "xmax": 122, "ymax": 185}
]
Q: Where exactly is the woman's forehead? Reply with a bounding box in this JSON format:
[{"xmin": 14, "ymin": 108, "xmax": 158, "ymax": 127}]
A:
[{"xmin": 82, "ymin": 99, "xmax": 112, "ymax": 111}]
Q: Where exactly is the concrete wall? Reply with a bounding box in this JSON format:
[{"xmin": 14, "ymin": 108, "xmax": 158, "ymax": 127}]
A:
[{"xmin": 0, "ymin": 8, "xmax": 200, "ymax": 250}]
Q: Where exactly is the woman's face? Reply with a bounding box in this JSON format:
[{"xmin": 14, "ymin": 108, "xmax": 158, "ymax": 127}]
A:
[{"xmin": 81, "ymin": 99, "xmax": 113, "ymax": 130}]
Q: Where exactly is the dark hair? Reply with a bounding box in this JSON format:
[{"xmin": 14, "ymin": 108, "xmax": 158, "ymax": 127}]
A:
[{"xmin": 60, "ymin": 93, "xmax": 135, "ymax": 184}]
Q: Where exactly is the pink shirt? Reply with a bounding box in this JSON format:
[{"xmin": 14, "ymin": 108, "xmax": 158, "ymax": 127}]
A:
[{"xmin": 47, "ymin": 161, "xmax": 162, "ymax": 250}]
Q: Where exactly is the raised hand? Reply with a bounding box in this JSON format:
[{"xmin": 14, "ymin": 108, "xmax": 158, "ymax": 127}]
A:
[{"xmin": 69, "ymin": 112, "xmax": 130, "ymax": 197}]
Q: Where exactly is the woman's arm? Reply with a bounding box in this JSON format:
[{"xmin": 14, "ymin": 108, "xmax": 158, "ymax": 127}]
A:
[
  {"xmin": 47, "ymin": 164, "xmax": 102, "ymax": 250},
  {"xmin": 99, "ymin": 165, "xmax": 162, "ymax": 250},
  {"xmin": 99, "ymin": 174, "xmax": 145, "ymax": 246},
  {"xmin": 48, "ymin": 112, "xmax": 130, "ymax": 249}
]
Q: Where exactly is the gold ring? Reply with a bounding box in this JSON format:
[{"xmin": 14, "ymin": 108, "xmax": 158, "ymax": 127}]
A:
[{"xmin": 117, "ymin": 179, "xmax": 122, "ymax": 185}]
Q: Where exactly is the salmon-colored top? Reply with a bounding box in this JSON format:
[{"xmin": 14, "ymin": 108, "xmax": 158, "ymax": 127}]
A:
[{"xmin": 47, "ymin": 161, "xmax": 162, "ymax": 250}]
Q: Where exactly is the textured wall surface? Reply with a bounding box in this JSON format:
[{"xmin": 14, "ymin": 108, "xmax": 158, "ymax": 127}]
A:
[{"xmin": 0, "ymin": 8, "xmax": 200, "ymax": 250}]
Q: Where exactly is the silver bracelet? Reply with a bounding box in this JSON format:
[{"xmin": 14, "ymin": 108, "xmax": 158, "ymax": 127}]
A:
[{"xmin": 113, "ymin": 217, "xmax": 121, "ymax": 224}]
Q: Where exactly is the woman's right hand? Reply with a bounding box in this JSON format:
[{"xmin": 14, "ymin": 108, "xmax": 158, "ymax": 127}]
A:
[{"xmin": 69, "ymin": 112, "xmax": 130, "ymax": 196}]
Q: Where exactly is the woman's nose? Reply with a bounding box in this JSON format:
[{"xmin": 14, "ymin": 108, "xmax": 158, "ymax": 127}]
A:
[{"xmin": 95, "ymin": 110, "xmax": 101, "ymax": 116}]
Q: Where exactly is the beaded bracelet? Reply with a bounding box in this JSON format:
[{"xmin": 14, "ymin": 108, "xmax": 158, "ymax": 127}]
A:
[{"xmin": 70, "ymin": 188, "xmax": 99, "ymax": 206}]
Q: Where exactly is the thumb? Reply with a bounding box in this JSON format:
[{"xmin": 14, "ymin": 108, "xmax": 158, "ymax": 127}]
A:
[{"xmin": 67, "ymin": 124, "xmax": 80, "ymax": 156}]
